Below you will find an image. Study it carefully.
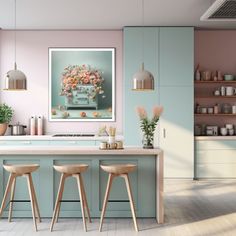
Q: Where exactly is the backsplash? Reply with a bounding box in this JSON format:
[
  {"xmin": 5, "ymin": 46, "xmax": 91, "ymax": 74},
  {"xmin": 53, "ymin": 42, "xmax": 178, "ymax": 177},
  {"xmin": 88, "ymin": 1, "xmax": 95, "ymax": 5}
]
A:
[{"xmin": 0, "ymin": 30, "xmax": 122, "ymax": 134}]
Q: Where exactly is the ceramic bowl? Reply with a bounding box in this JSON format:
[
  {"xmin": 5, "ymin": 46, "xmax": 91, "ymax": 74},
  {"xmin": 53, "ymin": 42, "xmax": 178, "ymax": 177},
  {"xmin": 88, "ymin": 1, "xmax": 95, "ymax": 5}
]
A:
[{"xmin": 224, "ymin": 75, "xmax": 235, "ymax": 81}]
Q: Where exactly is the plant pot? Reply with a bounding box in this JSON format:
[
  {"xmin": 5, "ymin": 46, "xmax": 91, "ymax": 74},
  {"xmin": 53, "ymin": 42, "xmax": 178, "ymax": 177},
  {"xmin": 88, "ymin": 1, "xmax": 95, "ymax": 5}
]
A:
[
  {"xmin": 0, "ymin": 123, "xmax": 8, "ymax": 136},
  {"xmin": 142, "ymin": 133, "xmax": 154, "ymax": 149}
]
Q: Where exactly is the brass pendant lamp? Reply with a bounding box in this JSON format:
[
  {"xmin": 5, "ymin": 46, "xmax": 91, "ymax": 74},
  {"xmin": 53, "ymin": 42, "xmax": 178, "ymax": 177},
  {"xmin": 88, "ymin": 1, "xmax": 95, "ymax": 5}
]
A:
[
  {"xmin": 4, "ymin": 0, "xmax": 27, "ymax": 90},
  {"xmin": 132, "ymin": 0, "xmax": 154, "ymax": 91}
]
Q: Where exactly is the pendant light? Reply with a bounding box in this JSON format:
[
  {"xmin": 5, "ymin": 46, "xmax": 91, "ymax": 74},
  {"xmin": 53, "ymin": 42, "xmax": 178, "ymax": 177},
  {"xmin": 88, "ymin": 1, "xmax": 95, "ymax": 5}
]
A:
[
  {"xmin": 4, "ymin": 0, "xmax": 27, "ymax": 90},
  {"xmin": 132, "ymin": 0, "xmax": 154, "ymax": 91}
]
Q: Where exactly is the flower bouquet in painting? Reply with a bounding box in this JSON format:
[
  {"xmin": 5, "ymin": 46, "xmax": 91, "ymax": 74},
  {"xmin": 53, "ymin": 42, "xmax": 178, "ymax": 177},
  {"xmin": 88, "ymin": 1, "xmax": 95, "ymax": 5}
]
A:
[
  {"xmin": 136, "ymin": 106, "xmax": 163, "ymax": 149},
  {"xmin": 60, "ymin": 64, "xmax": 104, "ymax": 110}
]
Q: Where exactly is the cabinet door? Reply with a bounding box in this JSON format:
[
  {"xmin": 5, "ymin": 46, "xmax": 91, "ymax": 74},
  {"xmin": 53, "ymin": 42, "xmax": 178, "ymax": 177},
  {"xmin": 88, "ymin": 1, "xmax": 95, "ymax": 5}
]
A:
[
  {"xmin": 160, "ymin": 27, "xmax": 194, "ymax": 86},
  {"xmin": 159, "ymin": 87, "xmax": 194, "ymax": 178},
  {"xmin": 124, "ymin": 27, "xmax": 159, "ymax": 145}
]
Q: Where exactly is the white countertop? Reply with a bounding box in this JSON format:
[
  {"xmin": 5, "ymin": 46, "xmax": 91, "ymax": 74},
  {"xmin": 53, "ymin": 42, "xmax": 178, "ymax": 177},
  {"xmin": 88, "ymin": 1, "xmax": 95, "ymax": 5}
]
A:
[
  {"xmin": 195, "ymin": 136, "xmax": 236, "ymax": 141},
  {"xmin": 0, "ymin": 134, "xmax": 123, "ymax": 141},
  {"xmin": 0, "ymin": 146, "xmax": 163, "ymax": 155}
]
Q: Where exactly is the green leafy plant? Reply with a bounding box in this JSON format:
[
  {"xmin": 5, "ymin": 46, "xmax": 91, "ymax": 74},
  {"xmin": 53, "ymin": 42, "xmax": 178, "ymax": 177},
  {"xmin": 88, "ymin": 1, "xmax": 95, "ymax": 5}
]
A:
[
  {"xmin": 0, "ymin": 103, "xmax": 14, "ymax": 123},
  {"xmin": 136, "ymin": 106, "xmax": 163, "ymax": 148}
]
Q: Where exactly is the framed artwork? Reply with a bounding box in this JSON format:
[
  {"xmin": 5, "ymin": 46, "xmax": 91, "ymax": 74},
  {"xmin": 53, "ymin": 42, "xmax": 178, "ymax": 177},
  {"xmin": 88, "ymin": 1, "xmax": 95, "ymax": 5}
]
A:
[{"xmin": 49, "ymin": 48, "xmax": 115, "ymax": 121}]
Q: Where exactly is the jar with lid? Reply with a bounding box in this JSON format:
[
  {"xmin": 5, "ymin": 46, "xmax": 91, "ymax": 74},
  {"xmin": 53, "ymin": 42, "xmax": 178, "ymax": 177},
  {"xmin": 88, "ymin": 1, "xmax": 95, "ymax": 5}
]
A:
[
  {"xmin": 222, "ymin": 103, "xmax": 231, "ymax": 114},
  {"xmin": 195, "ymin": 103, "xmax": 201, "ymax": 114}
]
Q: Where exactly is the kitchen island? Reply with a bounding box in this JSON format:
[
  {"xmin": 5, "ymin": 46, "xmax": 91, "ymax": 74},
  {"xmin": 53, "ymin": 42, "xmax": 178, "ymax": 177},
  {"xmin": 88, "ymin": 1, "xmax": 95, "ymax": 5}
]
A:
[{"xmin": 0, "ymin": 146, "xmax": 164, "ymax": 223}]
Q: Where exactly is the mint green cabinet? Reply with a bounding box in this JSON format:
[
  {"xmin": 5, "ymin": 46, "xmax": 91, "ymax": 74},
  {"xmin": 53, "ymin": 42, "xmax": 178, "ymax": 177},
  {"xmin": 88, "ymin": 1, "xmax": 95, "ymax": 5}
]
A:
[
  {"xmin": 195, "ymin": 140, "xmax": 236, "ymax": 178},
  {"xmin": 159, "ymin": 27, "xmax": 194, "ymax": 86},
  {"xmin": 124, "ymin": 27, "xmax": 159, "ymax": 146},
  {"xmin": 159, "ymin": 87, "xmax": 194, "ymax": 178},
  {"xmin": 0, "ymin": 155, "xmax": 156, "ymax": 218},
  {"xmin": 124, "ymin": 27, "xmax": 194, "ymax": 178}
]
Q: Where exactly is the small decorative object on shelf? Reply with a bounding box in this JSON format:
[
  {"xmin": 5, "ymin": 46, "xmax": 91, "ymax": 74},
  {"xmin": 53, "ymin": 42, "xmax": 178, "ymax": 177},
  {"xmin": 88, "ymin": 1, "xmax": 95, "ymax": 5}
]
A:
[{"xmin": 136, "ymin": 106, "xmax": 163, "ymax": 149}]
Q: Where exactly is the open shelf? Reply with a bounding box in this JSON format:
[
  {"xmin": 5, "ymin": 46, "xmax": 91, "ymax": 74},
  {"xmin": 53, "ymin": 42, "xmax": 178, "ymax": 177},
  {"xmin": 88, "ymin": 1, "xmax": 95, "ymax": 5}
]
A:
[
  {"xmin": 195, "ymin": 96, "xmax": 236, "ymax": 98},
  {"xmin": 195, "ymin": 113, "xmax": 236, "ymax": 116},
  {"xmin": 195, "ymin": 80, "xmax": 236, "ymax": 84}
]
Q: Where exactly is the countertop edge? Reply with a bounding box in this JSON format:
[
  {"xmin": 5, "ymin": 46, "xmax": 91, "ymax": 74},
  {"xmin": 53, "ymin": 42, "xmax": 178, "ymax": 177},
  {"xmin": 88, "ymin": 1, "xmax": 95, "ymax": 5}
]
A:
[
  {"xmin": 195, "ymin": 136, "xmax": 236, "ymax": 141},
  {"xmin": 0, "ymin": 146, "xmax": 163, "ymax": 156}
]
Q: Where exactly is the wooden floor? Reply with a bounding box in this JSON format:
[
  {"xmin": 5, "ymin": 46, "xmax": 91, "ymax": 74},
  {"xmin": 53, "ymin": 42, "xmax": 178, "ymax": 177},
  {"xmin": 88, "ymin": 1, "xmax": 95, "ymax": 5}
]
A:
[{"xmin": 1, "ymin": 179, "xmax": 236, "ymax": 236}]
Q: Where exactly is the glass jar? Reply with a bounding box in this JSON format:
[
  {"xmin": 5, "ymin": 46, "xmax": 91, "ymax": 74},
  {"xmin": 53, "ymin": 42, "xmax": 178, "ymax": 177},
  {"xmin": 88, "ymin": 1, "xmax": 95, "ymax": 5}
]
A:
[
  {"xmin": 222, "ymin": 103, "xmax": 231, "ymax": 114},
  {"xmin": 142, "ymin": 133, "xmax": 154, "ymax": 149}
]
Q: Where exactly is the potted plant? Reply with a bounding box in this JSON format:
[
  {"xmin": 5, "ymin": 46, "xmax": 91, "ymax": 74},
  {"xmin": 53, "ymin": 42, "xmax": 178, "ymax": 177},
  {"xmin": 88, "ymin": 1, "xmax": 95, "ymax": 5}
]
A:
[
  {"xmin": 0, "ymin": 103, "xmax": 14, "ymax": 135},
  {"xmin": 136, "ymin": 106, "xmax": 163, "ymax": 149}
]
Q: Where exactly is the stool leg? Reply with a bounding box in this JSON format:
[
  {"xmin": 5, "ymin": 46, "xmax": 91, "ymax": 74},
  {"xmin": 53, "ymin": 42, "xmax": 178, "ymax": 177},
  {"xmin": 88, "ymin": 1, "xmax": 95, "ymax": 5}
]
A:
[
  {"xmin": 29, "ymin": 174, "xmax": 41, "ymax": 223},
  {"xmin": 0, "ymin": 173, "xmax": 15, "ymax": 218},
  {"xmin": 8, "ymin": 177, "xmax": 16, "ymax": 222},
  {"xmin": 76, "ymin": 174, "xmax": 87, "ymax": 232},
  {"xmin": 50, "ymin": 173, "xmax": 66, "ymax": 232},
  {"xmin": 99, "ymin": 173, "xmax": 114, "ymax": 232},
  {"xmin": 80, "ymin": 176, "xmax": 91, "ymax": 223},
  {"xmin": 55, "ymin": 176, "xmax": 65, "ymax": 223},
  {"xmin": 123, "ymin": 174, "xmax": 139, "ymax": 232},
  {"xmin": 26, "ymin": 174, "xmax": 38, "ymax": 232}
]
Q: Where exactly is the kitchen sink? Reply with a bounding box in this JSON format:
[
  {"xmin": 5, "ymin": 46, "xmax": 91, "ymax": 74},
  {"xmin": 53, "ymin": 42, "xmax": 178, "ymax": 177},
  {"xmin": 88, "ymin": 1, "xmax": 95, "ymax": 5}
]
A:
[{"xmin": 53, "ymin": 134, "xmax": 95, "ymax": 137}]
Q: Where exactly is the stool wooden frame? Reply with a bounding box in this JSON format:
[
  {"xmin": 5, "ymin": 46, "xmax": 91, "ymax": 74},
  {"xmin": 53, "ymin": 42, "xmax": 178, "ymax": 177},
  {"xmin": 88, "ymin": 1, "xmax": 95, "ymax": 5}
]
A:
[
  {"xmin": 99, "ymin": 164, "xmax": 139, "ymax": 232},
  {"xmin": 50, "ymin": 164, "xmax": 91, "ymax": 232},
  {"xmin": 0, "ymin": 164, "xmax": 41, "ymax": 231}
]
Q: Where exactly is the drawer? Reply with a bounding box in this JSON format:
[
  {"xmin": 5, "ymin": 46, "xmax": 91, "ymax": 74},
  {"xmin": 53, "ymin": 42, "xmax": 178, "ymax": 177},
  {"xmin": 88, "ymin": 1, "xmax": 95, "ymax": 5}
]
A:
[
  {"xmin": 196, "ymin": 163, "xmax": 236, "ymax": 178},
  {"xmin": 196, "ymin": 150, "xmax": 236, "ymax": 164},
  {"xmin": 0, "ymin": 140, "xmax": 49, "ymax": 146},
  {"xmin": 195, "ymin": 140, "xmax": 236, "ymax": 150},
  {"xmin": 50, "ymin": 140, "xmax": 96, "ymax": 146}
]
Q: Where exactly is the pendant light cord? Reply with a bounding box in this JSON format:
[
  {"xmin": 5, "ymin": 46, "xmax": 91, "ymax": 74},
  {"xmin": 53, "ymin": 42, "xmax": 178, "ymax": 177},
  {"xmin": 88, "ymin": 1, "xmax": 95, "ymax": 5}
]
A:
[
  {"xmin": 142, "ymin": 0, "xmax": 144, "ymax": 70},
  {"xmin": 14, "ymin": 0, "xmax": 17, "ymax": 69}
]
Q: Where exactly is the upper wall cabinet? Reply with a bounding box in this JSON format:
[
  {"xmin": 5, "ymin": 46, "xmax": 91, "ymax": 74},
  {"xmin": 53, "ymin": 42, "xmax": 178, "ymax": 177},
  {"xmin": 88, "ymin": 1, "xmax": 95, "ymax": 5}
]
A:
[
  {"xmin": 160, "ymin": 27, "xmax": 194, "ymax": 86},
  {"xmin": 123, "ymin": 27, "xmax": 159, "ymax": 146}
]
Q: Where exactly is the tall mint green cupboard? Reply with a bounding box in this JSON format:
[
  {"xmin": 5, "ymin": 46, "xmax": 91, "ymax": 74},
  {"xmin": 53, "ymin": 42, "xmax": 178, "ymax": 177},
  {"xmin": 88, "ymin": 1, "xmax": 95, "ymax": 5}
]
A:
[{"xmin": 124, "ymin": 27, "xmax": 194, "ymax": 178}]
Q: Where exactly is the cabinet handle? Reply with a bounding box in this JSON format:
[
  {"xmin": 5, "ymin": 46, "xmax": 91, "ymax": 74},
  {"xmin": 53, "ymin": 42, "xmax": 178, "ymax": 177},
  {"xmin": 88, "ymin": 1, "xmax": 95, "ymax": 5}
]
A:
[
  {"xmin": 163, "ymin": 128, "xmax": 166, "ymax": 138},
  {"xmin": 21, "ymin": 141, "xmax": 31, "ymax": 144}
]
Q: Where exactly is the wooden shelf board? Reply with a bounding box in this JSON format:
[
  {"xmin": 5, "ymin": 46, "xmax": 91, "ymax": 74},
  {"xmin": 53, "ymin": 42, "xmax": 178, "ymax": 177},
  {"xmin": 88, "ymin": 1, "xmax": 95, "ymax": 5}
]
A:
[
  {"xmin": 195, "ymin": 96, "xmax": 236, "ymax": 98},
  {"xmin": 195, "ymin": 80, "xmax": 236, "ymax": 84},
  {"xmin": 195, "ymin": 113, "xmax": 236, "ymax": 116}
]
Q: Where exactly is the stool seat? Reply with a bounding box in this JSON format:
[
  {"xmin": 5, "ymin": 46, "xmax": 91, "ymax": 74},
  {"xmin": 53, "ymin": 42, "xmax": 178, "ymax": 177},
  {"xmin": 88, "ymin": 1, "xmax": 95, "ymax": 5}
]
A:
[
  {"xmin": 53, "ymin": 164, "xmax": 88, "ymax": 175},
  {"xmin": 100, "ymin": 164, "xmax": 136, "ymax": 175},
  {"xmin": 3, "ymin": 164, "xmax": 39, "ymax": 175}
]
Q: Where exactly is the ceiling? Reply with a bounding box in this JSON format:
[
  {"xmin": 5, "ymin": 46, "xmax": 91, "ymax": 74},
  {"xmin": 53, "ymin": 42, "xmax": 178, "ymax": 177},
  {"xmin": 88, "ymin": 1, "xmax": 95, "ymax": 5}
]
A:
[{"xmin": 0, "ymin": 0, "xmax": 236, "ymax": 30}]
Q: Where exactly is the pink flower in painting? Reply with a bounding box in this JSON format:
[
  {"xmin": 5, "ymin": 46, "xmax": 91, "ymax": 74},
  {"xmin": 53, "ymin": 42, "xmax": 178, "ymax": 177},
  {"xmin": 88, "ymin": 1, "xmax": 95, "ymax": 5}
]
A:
[
  {"xmin": 83, "ymin": 78, "xmax": 90, "ymax": 84},
  {"xmin": 71, "ymin": 69, "xmax": 77, "ymax": 76},
  {"xmin": 93, "ymin": 79, "xmax": 98, "ymax": 84},
  {"xmin": 136, "ymin": 106, "xmax": 147, "ymax": 120}
]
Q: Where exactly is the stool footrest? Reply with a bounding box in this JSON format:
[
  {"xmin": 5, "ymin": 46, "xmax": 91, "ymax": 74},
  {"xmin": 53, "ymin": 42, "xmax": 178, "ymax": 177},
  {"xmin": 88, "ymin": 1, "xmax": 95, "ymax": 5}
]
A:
[
  {"xmin": 108, "ymin": 200, "xmax": 129, "ymax": 202},
  {"xmin": 59, "ymin": 200, "xmax": 81, "ymax": 203},
  {"xmin": 9, "ymin": 200, "xmax": 30, "ymax": 203}
]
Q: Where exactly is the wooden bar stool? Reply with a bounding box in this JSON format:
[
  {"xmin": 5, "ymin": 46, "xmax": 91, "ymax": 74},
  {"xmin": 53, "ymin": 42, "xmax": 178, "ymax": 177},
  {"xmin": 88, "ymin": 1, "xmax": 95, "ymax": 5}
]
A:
[
  {"xmin": 50, "ymin": 164, "xmax": 91, "ymax": 232},
  {"xmin": 99, "ymin": 164, "xmax": 138, "ymax": 232},
  {"xmin": 0, "ymin": 164, "xmax": 41, "ymax": 231}
]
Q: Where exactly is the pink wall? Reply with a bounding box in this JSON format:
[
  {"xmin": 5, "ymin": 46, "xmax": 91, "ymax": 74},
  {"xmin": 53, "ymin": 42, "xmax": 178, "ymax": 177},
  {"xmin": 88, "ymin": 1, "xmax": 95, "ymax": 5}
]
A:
[
  {"xmin": 0, "ymin": 30, "xmax": 123, "ymax": 134},
  {"xmin": 195, "ymin": 30, "xmax": 236, "ymax": 74}
]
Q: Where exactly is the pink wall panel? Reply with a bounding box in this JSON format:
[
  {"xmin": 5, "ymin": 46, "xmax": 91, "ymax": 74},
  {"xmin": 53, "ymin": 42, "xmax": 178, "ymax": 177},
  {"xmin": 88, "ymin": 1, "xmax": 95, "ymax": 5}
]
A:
[
  {"xmin": 195, "ymin": 30, "xmax": 236, "ymax": 74},
  {"xmin": 0, "ymin": 30, "xmax": 123, "ymax": 134}
]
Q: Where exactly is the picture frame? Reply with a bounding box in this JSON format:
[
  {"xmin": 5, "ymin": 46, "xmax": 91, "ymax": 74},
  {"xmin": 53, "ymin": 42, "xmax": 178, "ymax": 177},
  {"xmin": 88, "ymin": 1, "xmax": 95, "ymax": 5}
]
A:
[{"xmin": 49, "ymin": 48, "xmax": 115, "ymax": 121}]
